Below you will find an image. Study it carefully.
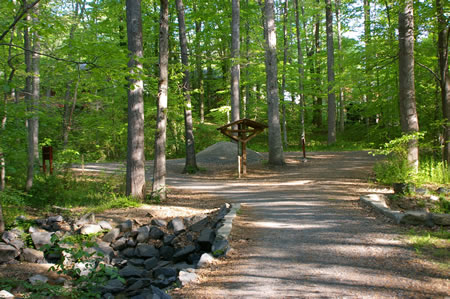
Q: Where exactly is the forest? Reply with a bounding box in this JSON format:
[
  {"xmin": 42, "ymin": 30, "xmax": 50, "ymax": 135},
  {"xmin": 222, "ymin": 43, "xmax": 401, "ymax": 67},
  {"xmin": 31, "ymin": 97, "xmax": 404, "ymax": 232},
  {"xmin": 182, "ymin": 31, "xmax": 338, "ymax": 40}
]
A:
[{"xmin": 0, "ymin": 0, "xmax": 449, "ymax": 226}]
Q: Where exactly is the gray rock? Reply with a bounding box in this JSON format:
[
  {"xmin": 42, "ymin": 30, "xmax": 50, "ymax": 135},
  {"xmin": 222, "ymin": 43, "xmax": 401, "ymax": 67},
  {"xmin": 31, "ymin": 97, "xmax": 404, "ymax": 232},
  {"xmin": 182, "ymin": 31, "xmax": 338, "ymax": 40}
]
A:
[
  {"xmin": 415, "ymin": 188, "xmax": 428, "ymax": 195},
  {"xmin": 30, "ymin": 231, "xmax": 52, "ymax": 250},
  {"xmin": 94, "ymin": 241, "xmax": 115, "ymax": 262},
  {"xmin": 400, "ymin": 211, "xmax": 429, "ymax": 225},
  {"xmin": 0, "ymin": 243, "xmax": 19, "ymax": 263},
  {"xmin": 74, "ymin": 261, "xmax": 95, "ymax": 276},
  {"xmin": 174, "ymin": 262, "xmax": 193, "ymax": 271},
  {"xmin": 437, "ymin": 187, "xmax": 449, "ymax": 195},
  {"xmin": 136, "ymin": 226, "xmax": 150, "ymax": 243},
  {"xmin": 163, "ymin": 234, "xmax": 175, "ymax": 245},
  {"xmin": 168, "ymin": 217, "xmax": 185, "ymax": 235},
  {"xmin": 99, "ymin": 221, "xmax": 113, "ymax": 230},
  {"xmin": 151, "ymin": 219, "xmax": 167, "ymax": 227},
  {"xmin": 127, "ymin": 239, "xmax": 137, "ymax": 247},
  {"xmin": 144, "ymin": 257, "xmax": 159, "ymax": 270},
  {"xmin": 111, "ymin": 258, "xmax": 127, "ymax": 267},
  {"xmin": 1, "ymin": 231, "xmax": 18, "ymax": 244},
  {"xmin": 430, "ymin": 195, "xmax": 440, "ymax": 201},
  {"xmin": 152, "ymin": 276, "xmax": 176, "ymax": 289},
  {"xmin": 212, "ymin": 239, "xmax": 229, "ymax": 256},
  {"xmin": 0, "ymin": 290, "xmax": 14, "ymax": 298},
  {"xmin": 21, "ymin": 248, "xmax": 45, "ymax": 263},
  {"xmin": 126, "ymin": 279, "xmax": 147, "ymax": 292},
  {"xmin": 151, "ymin": 286, "xmax": 171, "ymax": 299},
  {"xmin": 197, "ymin": 253, "xmax": 214, "ymax": 268},
  {"xmin": 154, "ymin": 267, "xmax": 177, "ymax": 279},
  {"xmin": 102, "ymin": 278, "xmax": 126, "ymax": 293},
  {"xmin": 149, "ymin": 227, "xmax": 164, "ymax": 240},
  {"xmin": 120, "ymin": 220, "xmax": 133, "ymax": 232},
  {"xmin": 159, "ymin": 245, "xmax": 175, "ymax": 260},
  {"xmin": 29, "ymin": 274, "xmax": 48, "ymax": 285},
  {"xmin": 80, "ymin": 224, "xmax": 103, "ymax": 235},
  {"xmin": 178, "ymin": 270, "xmax": 197, "ymax": 286},
  {"xmin": 112, "ymin": 237, "xmax": 127, "ymax": 250},
  {"xmin": 122, "ymin": 247, "xmax": 136, "ymax": 258},
  {"xmin": 172, "ymin": 245, "xmax": 195, "ymax": 262},
  {"xmin": 76, "ymin": 213, "xmax": 96, "ymax": 226},
  {"xmin": 198, "ymin": 228, "xmax": 215, "ymax": 251},
  {"xmin": 103, "ymin": 293, "xmax": 115, "ymax": 299},
  {"xmin": 119, "ymin": 265, "xmax": 145, "ymax": 278},
  {"xmin": 136, "ymin": 244, "xmax": 159, "ymax": 258},
  {"xmin": 48, "ymin": 215, "xmax": 64, "ymax": 223},
  {"xmin": 189, "ymin": 215, "xmax": 209, "ymax": 232},
  {"xmin": 431, "ymin": 213, "xmax": 450, "ymax": 226}
]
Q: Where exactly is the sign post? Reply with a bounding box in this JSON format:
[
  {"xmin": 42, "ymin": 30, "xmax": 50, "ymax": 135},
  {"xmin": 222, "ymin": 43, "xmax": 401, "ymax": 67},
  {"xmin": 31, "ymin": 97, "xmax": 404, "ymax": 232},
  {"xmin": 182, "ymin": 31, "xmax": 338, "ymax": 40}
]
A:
[{"xmin": 42, "ymin": 146, "xmax": 53, "ymax": 175}]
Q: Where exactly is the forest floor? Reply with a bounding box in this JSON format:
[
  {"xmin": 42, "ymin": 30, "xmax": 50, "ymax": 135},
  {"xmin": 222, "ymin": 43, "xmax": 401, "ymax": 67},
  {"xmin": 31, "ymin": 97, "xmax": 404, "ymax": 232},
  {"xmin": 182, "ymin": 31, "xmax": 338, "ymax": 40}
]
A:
[{"xmin": 2, "ymin": 150, "xmax": 449, "ymax": 298}]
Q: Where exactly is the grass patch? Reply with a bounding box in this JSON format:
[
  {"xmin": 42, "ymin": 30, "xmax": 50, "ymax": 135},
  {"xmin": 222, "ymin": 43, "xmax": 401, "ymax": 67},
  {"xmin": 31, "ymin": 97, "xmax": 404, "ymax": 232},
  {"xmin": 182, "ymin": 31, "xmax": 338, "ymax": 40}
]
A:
[{"xmin": 407, "ymin": 228, "xmax": 450, "ymax": 268}]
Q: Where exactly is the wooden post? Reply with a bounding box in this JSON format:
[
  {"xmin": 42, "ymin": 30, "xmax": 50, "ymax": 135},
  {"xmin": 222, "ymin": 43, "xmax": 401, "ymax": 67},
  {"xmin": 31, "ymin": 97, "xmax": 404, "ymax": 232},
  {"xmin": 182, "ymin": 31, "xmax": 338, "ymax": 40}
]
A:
[
  {"xmin": 42, "ymin": 146, "xmax": 53, "ymax": 175},
  {"xmin": 242, "ymin": 141, "xmax": 247, "ymax": 175}
]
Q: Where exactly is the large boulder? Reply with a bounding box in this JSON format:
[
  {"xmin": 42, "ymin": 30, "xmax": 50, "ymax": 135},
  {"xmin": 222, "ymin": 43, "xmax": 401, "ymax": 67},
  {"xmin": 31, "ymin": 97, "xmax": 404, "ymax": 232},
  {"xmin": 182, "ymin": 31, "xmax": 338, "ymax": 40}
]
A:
[{"xmin": 0, "ymin": 243, "xmax": 19, "ymax": 263}]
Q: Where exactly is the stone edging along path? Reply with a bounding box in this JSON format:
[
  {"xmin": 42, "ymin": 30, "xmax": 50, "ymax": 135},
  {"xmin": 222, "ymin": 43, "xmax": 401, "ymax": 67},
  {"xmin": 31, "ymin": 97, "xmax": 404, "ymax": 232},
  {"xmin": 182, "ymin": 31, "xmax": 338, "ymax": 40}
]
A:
[{"xmin": 360, "ymin": 194, "xmax": 450, "ymax": 226}]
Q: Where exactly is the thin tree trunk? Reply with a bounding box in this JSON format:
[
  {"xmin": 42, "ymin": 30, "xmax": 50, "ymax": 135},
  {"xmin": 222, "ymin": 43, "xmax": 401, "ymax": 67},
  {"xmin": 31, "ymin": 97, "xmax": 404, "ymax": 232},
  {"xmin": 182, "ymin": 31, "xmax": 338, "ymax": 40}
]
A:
[
  {"xmin": 194, "ymin": 7, "xmax": 204, "ymax": 124},
  {"xmin": 363, "ymin": 0, "xmax": 371, "ymax": 127},
  {"xmin": 153, "ymin": 0, "xmax": 169, "ymax": 200},
  {"xmin": 325, "ymin": 0, "xmax": 336, "ymax": 145},
  {"xmin": 265, "ymin": 0, "xmax": 284, "ymax": 165},
  {"xmin": 244, "ymin": 0, "xmax": 250, "ymax": 118},
  {"xmin": 436, "ymin": 0, "xmax": 449, "ymax": 164},
  {"xmin": 294, "ymin": 0, "xmax": 306, "ymax": 151},
  {"xmin": 231, "ymin": 0, "xmax": 241, "ymax": 126},
  {"xmin": 313, "ymin": 2, "xmax": 322, "ymax": 128},
  {"xmin": 175, "ymin": 0, "xmax": 199, "ymax": 173},
  {"xmin": 335, "ymin": 0, "xmax": 345, "ymax": 132},
  {"xmin": 25, "ymin": 3, "xmax": 40, "ymax": 191},
  {"xmin": 280, "ymin": 0, "xmax": 289, "ymax": 149},
  {"xmin": 125, "ymin": 0, "xmax": 146, "ymax": 199},
  {"xmin": 398, "ymin": 0, "xmax": 419, "ymax": 170}
]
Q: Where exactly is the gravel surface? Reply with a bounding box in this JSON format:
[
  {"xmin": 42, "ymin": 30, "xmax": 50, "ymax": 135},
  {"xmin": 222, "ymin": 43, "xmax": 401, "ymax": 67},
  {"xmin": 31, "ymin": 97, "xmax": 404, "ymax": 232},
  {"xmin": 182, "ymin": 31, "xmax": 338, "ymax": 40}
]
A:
[{"xmin": 169, "ymin": 151, "xmax": 449, "ymax": 298}]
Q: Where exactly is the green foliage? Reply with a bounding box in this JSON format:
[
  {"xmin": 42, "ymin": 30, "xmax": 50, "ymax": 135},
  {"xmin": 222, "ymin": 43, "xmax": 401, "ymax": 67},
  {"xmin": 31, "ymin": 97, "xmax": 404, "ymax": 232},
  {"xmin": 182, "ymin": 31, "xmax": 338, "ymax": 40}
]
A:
[
  {"xmin": 0, "ymin": 188, "xmax": 28, "ymax": 225},
  {"xmin": 0, "ymin": 277, "xmax": 70, "ymax": 298},
  {"xmin": 407, "ymin": 228, "xmax": 450, "ymax": 267}
]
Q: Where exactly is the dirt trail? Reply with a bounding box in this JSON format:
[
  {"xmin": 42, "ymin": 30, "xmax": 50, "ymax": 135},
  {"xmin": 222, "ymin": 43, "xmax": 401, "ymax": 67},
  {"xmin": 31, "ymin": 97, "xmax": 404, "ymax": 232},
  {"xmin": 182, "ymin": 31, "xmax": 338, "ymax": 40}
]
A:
[{"xmin": 168, "ymin": 151, "xmax": 449, "ymax": 298}]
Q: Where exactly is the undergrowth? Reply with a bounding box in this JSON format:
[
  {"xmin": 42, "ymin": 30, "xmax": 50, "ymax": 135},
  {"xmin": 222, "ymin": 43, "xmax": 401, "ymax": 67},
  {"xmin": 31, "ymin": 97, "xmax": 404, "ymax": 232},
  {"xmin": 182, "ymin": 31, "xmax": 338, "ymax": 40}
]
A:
[{"xmin": 407, "ymin": 228, "xmax": 450, "ymax": 268}]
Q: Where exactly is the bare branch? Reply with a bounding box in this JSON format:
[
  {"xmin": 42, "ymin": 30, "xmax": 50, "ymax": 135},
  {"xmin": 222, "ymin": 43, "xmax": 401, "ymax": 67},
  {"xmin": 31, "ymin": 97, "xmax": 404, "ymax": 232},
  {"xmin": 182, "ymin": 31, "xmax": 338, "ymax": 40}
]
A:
[
  {"xmin": 417, "ymin": 62, "xmax": 441, "ymax": 83},
  {"xmin": 0, "ymin": 0, "xmax": 41, "ymax": 42}
]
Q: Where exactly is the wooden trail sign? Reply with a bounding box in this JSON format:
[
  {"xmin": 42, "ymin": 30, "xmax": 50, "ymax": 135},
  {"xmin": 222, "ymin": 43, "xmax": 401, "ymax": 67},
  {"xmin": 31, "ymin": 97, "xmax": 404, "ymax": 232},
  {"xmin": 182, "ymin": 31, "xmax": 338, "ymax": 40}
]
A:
[{"xmin": 217, "ymin": 118, "xmax": 267, "ymax": 177}]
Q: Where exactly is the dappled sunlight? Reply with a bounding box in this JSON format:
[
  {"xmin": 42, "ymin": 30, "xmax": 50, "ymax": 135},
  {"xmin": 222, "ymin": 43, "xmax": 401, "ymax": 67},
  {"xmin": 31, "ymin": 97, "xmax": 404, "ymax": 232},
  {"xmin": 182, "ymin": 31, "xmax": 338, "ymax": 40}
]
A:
[{"xmin": 251, "ymin": 221, "xmax": 332, "ymax": 230}]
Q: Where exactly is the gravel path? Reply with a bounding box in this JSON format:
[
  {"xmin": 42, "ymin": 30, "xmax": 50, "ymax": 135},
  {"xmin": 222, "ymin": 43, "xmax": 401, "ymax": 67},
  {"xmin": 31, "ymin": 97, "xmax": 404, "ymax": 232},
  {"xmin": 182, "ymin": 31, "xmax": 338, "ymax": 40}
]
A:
[{"xmin": 169, "ymin": 151, "xmax": 449, "ymax": 298}]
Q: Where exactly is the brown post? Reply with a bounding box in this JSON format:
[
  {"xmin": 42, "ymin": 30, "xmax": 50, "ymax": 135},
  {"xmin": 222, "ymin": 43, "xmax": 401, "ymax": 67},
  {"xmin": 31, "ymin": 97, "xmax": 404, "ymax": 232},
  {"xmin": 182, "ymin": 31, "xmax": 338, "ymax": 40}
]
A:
[
  {"xmin": 42, "ymin": 146, "xmax": 53, "ymax": 174},
  {"xmin": 242, "ymin": 141, "xmax": 247, "ymax": 175}
]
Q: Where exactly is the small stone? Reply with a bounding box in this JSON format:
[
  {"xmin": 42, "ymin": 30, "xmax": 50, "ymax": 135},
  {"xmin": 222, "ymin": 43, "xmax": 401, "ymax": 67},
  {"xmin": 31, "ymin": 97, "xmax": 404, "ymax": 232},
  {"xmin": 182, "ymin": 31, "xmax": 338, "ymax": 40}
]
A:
[
  {"xmin": 437, "ymin": 187, "xmax": 449, "ymax": 195},
  {"xmin": 163, "ymin": 234, "xmax": 175, "ymax": 245},
  {"xmin": 118, "ymin": 265, "xmax": 145, "ymax": 278},
  {"xmin": 102, "ymin": 278, "xmax": 125, "ymax": 294},
  {"xmin": 21, "ymin": 248, "xmax": 45, "ymax": 263},
  {"xmin": 128, "ymin": 258, "xmax": 145, "ymax": 266},
  {"xmin": 151, "ymin": 286, "xmax": 171, "ymax": 299},
  {"xmin": 212, "ymin": 239, "xmax": 229, "ymax": 256},
  {"xmin": 120, "ymin": 220, "xmax": 133, "ymax": 233},
  {"xmin": 198, "ymin": 228, "xmax": 215, "ymax": 251},
  {"xmin": 151, "ymin": 219, "xmax": 167, "ymax": 227},
  {"xmin": 127, "ymin": 239, "xmax": 137, "ymax": 247},
  {"xmin": 430, "ymin": 195, "xmax": 440, "ymax": 201},
  {"xmin": 415, "ymin": 188, "xmax": 428, "ymax": 195},
  {"xmin": 154, "ymin": 267, "xmax": 177, "ymax": 279},
  {"xmin": 0, "ymin": 243, "xmax": 19, "ymax": 263},
  {"xmin": 159, "ymin": 245, "xmax": 175, "ymax": 260},
  {"xmin": 197, "ymin": 253, "xmax": 214, "ymax": 268},
  {"xmin": 29, "ymin": 274, "xmax": 48, "ymax": 285},
  {"xmin": 112, "ymin": 237, "xmax": 127, "ymax": 251},
  {"xmin": 144, "ymin": 257, "xmax": 159, "ymax": 270},
  {"xmin": 74, "ymin": 261, "xmax": 95, "ymax": 276},
  {"xmin": 136, "ymin": 244, "xmax": 159, "ymax": 258},
  {"xmin": 103, "ymin": 228, "xmax": 120, "ymax": 243},
  {"xmin": 149, "ymin": 227, "xmax": 164, "ymax": 240},
  {"xmin": 136, "ymin": 226, "xmax": 150, "ymax": 243},
  {"xmin": 30, "ymin": 231, "xmax": 53, "ymax": 250},
  {"xmin": 172, "ymin": 245, "xmax": 195, "ymax": 262},
  {"xmin": 80, "ymin": 224, "xmax": 103, "ymax": 235},
  {"xmin": 152, "ymin": 276, "xmax": 176, "ymax": 289},
  {"xmin": 168, "ymin": 217, "xmax": 185, "ymax": 235},
  {"xmin": 126, "ymin": 279, "xmax": 146, "ymax": 292},
  {"xmin": 189, "ymin": 215, "xmax": 209, "ymax": 232},
  {"xmin": 122, "ymin": 247, "xmax": 136, "ymax": 258},
  {"xmin": 99, "ymin": 221, "xmax": 113, "ymax": 230},
  {"xmin": 48, "ymin": 215, "xmax": 64, "ymax": 223},
  {"xmin": 76, "ymin": 213, "xmax": 96, "ymax": 226},
  {"xmin": 0, "ymin": 290, "xmax": 14, "ymax": 298},
  {"xmin": 1, "ymin": 231, "xmax": 18, "ymax": 244},
  {"xmin": 178, "ymin": 270, "xmax": 198, "ymax": 286}
]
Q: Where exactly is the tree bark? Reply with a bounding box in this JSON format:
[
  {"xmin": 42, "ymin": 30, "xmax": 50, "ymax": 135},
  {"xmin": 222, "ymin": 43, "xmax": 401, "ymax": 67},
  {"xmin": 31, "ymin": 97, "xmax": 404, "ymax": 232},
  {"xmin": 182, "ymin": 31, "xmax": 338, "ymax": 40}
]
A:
[
  {"xmin": 264, "ymin": 0, "xmax": 284, "ymax": 165},
  {"xmin": 125, "ymin": 0, "xmax": 146, "ymax": 199},
  {"xmin": 25, "ymin": 3, "xmax": 40, "ymax": 191},
  {"xmin": 153, "ymin": 0, "xmax": 169, "ymax": 200},
  {"xmin": 313, "ymin": 2, "xmax": 322, "ymax": 128},
  {"xmin": 398, "ymin": 0, "xmax": 419, "ymax": 170},
  {"xmin": 231, "ymin": 0, "xmax": 241, "ymax": 126},
  {"xmin": 436, "ymin": 0, "xmax": 449, "ymax": 164},
  {"xmin": 363, "ymin": 0, "xmax": 371, "ymax": 127},
  {"xmin": 194, "ymin": 5, "xmax": 204, "ymax": 124},
  {"xmin": 244, "ymin": 0, "xmax": 250, "ymax": 118},
  {"xmin": 280, "ymin": 0, "xmax": 289, "ymax": 149},
  {"xmin": 325, "ymin": 0, "xmax": 336, "ymax": 145},
  {"xmin": 335, "ymin": 0, "xmax": 345, "ymax": 132},
  {"xmin": 175, "ymin": 0, "xmax": 199, "ymax": 173},
  {"xmin": 294, "ymin": 0, "xmax": 306, "ymax": 150}
]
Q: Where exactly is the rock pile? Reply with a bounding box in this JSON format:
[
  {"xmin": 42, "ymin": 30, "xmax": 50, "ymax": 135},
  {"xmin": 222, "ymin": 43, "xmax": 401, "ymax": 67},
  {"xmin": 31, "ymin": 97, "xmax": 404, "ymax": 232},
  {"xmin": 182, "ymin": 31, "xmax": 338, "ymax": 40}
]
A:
[{"xmin": 0, "ymin": 203, "xmax": 233, "ymax": 298}]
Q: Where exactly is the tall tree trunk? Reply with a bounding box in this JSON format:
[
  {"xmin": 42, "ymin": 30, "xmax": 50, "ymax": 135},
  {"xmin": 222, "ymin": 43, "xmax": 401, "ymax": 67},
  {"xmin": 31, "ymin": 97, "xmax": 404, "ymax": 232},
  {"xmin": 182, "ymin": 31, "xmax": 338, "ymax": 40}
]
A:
[
  {"xmin": 335, "ymin": 0, "xmax": 345, "ymax": 132},
  {"xmin": 363, "ymin": 0, "xmax": 371, "ymax": 127},
  {"xmin": 264, "ymin": 0, "xmax": 284, "ymax": 165},
  {"xmin": 436, "ymin": 0, "xmax": 449, "ymax": 164},
  {"xmin": 194, "ymin": 6, "xmax": 205, "ymax": 124},
  {"xmin": 125, "ymin": 0, "xmax": 146, "ymax": 199},
  {"xmin": 153, "ymin": 0, "xmax": 169, "ymax": 200},
  {"xmin": 313, "ymin": 2, "xmax": 322, "ymax": 128},
  {"xmin": 398, "ymin": 0, "xmax": 419, "ymax": 170},
  {"xmin": 280, "ymin": 0, "xmax": 289, "ymax": 149},
  {"xmin": 175, "ymin": 0, "xmax": 199, "ymax": 173},
  {"xmin": 244, "ymin": 0, "xmax": 250, "ymax": 118},
  {"xmin": 25, "ymin": 3, "xmax": 40, "ymax": 191},
  {"xmin": 231, "ymin": 0, "xmax": 241, "ymax": 125},
  {"xmin": 294, "ymin": 0, "xmax": 306, "ymax": 151},
  {"xmin": 325, "ymin": 0, "xmax": 336, "ymax": 145}
]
